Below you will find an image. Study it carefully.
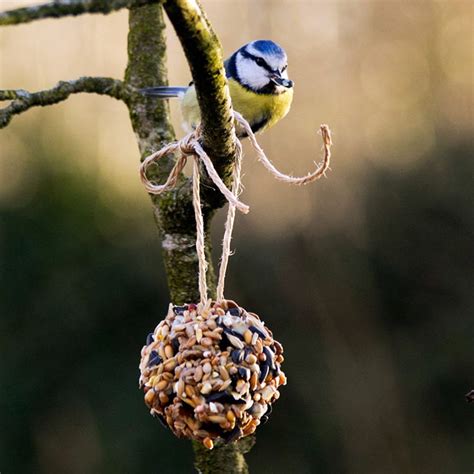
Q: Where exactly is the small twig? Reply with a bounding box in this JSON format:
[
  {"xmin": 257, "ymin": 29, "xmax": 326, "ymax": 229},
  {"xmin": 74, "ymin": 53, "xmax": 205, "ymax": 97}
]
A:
[
  {"xmin": 0, "ymin": 77, "xmax": 134, "ymax": 128},
  {"xmin": 0, "ymin": 0, "xmax": 161, "ymax": 26}
]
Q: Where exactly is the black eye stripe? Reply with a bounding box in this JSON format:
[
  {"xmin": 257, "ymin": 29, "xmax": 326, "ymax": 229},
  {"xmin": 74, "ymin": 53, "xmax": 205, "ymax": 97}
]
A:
[{"xmin": 241, "ymin": 50, "xmax": 273, "ymax": 72}]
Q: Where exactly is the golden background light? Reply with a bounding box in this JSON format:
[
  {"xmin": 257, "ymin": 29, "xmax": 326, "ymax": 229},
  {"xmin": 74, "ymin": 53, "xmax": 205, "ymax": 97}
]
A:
[{"xmin": 1, "ymin": 1, "xmax": 471, "ymax": 236}]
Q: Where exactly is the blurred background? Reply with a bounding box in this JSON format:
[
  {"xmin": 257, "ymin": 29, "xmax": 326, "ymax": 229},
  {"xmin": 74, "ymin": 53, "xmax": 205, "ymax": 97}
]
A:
[{"xmin": 0, "ymin": 1, "xmax": 472, "ymax": 473}]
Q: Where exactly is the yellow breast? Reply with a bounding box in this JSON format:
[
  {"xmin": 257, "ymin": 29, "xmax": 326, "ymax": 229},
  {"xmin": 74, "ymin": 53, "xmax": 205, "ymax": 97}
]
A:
[{"xmin": 180, "ymin": 79, "xmax": 293, "ymax": 135}]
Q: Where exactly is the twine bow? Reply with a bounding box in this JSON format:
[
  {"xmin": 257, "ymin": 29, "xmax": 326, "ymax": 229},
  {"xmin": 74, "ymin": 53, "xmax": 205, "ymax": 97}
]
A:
[{"xmin": 140, "ymin": 112, "xmax": 332, "ymax": 304}]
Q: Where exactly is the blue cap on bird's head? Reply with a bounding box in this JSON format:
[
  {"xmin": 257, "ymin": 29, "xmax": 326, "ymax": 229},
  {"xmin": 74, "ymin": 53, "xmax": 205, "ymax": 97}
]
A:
[{"xmin": 246, "ymin": 40, "xmax": 287, "ymax": 61}]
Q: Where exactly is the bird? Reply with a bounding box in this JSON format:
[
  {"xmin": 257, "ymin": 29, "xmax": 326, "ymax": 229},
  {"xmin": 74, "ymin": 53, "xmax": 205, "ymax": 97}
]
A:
[{"xmin": 140, "ymin": 40, "xmax": 294, "ymax": 137}]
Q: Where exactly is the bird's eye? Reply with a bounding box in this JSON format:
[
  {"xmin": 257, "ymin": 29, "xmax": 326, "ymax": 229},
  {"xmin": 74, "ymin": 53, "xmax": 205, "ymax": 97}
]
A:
[
  {"xmin": 281, "ymin": 65, "xmax": 288, "ymax": 72},
  {"xmin": 255, "ymin": 57, "xmax": 266, "ymax": 67}
]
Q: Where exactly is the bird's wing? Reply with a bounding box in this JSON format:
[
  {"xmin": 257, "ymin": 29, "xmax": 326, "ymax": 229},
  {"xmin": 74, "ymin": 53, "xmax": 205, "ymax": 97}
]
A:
[{"xmin": 224, "ymin": 54, "xmax": 237, "ymax": 79}]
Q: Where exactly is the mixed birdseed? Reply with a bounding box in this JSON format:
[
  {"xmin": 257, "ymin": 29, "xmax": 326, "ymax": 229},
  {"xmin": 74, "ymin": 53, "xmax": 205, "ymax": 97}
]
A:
[{"xmin": 139, "ymin": 299, "xmax": 286, "ymax": 449}]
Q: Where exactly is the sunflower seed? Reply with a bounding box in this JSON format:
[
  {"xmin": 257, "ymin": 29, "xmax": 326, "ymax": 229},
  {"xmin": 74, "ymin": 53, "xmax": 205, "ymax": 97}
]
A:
[
  {"xmin": 223, "ymin": 425, "xmax": 243, "ymax": 444},
  {"xmin": 263, "ymin": 347, "xmax": 276, "ymax": 369},
  {"xmin": 231, "ymin": 349, "xmax": 244, "ymax": 364},
  {"xmin": 171, "ymin": 337, "xmax": 180, "ymax": 353},
  {"xmin": 259, "ymin": 363, "xmax": 270, "ymax": 383},
  {"xmin": 249, "ymin": 325, "xmax": 267, "ymax": 340},
  {"xmin": 238, "ymin": 367, "xmax": 250, "ymax": 381},
  {"xmin": 228, "ymin": 307, "xmax": 241, "ymax": 316},
  {"xmin": 227, "ymin": 333, "xmax": 244, "ymax": 349},
  {"xmin": 148, "ymin": 351, "xmax": 162, "ymax": 367}
]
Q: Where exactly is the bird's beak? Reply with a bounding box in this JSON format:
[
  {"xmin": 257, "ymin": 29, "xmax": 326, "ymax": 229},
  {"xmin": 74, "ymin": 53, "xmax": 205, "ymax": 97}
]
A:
[{"xmin": 270, "ymin": 73, "xmax": 293, "ymax": 88}]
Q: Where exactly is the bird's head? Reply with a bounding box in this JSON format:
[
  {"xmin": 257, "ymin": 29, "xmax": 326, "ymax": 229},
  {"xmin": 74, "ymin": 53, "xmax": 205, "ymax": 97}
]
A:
[{"xmin": 233, "ymin": 40, "xmax": 293, "ymax": 93}]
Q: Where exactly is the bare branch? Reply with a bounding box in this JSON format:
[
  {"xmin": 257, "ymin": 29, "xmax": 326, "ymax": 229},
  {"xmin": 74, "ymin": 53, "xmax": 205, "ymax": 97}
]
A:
[
  {"xmin": 0, "ymin": 0, "xmax": 161, "ymax": 26},
  {"xmin": 163, "ymin": 0, "xmax": 237, "ymax": 181},
  {"xmin": 0, "ymin": 77, "xmax": 133, "ymax": 128}
]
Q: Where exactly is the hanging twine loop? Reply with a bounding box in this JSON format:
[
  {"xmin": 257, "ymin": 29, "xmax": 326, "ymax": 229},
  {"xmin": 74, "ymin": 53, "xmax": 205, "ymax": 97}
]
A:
[{"xmin": 140, "ymin": 112, "xmax": 333, "ymax": 305}]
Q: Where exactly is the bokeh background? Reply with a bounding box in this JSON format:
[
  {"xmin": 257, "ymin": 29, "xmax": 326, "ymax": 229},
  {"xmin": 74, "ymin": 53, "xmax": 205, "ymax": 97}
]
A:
[{"xmin": 1, "ymin": 1, "xmax": 473, "ymax": 473}]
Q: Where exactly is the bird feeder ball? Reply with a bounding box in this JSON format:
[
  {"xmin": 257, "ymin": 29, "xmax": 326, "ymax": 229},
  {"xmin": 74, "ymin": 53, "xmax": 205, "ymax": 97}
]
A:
[{"xmin": 139, "ymin": 300, "xmax": 286, "ymax": 449}]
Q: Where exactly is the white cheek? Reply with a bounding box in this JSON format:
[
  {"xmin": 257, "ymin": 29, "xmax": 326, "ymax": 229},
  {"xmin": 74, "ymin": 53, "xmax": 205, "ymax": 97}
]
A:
[
  {"xmin": 236, "ymin": 55, "xmax": 270, "ymax": 90},
  {"xmin": 281, "ymin": 69, "xmax": 289, "ymax": 79}
]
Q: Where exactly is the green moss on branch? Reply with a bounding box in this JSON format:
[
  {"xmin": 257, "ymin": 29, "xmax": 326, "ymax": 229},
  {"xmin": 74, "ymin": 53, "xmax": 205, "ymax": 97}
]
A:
[
  {"xmin": 193, "ymin": 436, "xmax": 256, "ymax": 474},
  {"xmin": 163, "ymin": 0, "xmax": 237, "ymax": 183}
]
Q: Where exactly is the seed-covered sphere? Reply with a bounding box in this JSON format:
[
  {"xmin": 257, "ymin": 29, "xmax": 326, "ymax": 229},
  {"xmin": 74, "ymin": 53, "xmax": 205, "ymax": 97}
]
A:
[{"xmin": 139, "ymin": 300, "xmax": 286, "ymax": 449}]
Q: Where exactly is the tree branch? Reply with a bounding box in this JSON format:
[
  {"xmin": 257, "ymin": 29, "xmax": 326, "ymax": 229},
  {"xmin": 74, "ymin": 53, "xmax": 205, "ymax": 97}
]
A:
[
  {"xmin": 0, "ymin": 0, "xmax": 161, "ymax": 26},
  {"xmin": 159, "ymin": 2, "xmax": 252, "ymax": 472},
  {"xmin": 123, "ymin": 3, "xmax": 210, "ymax": 305},
  {"xmin": 0, "ymin": 77, "xmax": 133, "ymax": 128},
  {"xmin": 163, "ymin": 0, "xmax": 237, "ymax": 183}
]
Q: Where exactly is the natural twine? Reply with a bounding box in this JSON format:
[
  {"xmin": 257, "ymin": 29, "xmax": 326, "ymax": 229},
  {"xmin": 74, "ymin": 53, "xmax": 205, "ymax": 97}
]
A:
[{"xmin": 140, "ymin": 112, "xmax": 332, "ymax": 304}]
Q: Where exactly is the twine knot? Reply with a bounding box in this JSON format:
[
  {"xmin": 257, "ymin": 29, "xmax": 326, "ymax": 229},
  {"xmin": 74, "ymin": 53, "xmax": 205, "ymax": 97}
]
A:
[{"xmin": 179, "ymin": 130, "xmax": 200, "ymax": 155}]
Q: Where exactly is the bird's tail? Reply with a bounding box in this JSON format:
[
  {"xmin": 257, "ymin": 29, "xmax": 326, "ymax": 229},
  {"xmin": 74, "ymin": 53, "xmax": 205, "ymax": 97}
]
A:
[{"xmin": 139, "ymin": 86, "xmax": 187, "ymax": 98}]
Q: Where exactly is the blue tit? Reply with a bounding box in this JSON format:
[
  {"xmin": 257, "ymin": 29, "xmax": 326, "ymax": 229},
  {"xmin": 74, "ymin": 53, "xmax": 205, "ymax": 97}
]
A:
[{"xmin": 141, "ymin": 40, "xmax": 294, "ymax": 137}]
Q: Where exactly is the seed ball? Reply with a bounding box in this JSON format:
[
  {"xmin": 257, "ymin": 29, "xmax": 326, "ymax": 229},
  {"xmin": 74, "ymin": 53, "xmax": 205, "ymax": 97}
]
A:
[{"xmin": 139, "ymin": 299, "xmax": 286, "ymax": 449}]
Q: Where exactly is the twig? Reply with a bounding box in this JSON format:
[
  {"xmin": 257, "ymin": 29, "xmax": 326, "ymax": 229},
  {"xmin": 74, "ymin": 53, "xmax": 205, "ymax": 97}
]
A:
[
  {"xmin": 0, "ymin": 77, "xmax": 134, "ymax": 128},
  {"xmin": 0, "ymin": 0, "xmax": 161, "ymax": 26}
]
